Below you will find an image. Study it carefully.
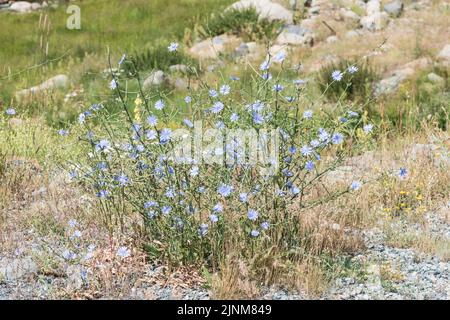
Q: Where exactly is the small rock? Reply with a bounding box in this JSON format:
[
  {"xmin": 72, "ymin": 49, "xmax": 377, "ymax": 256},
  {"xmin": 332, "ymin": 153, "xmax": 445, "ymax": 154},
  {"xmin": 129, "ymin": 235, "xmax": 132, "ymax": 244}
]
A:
[
  {"xmin": 308, "ymin": 6, "xmax": 320, "ymax": 15},
  {"xmin": 267, "ymin": 45, "xmax": 288, "ymax": 61},
  {"xmin": 143, "ymin": 70, "xmax": 166, "ymax": 89},
  {"xmin": 66, "ymin": 265, "xmax": 85, "ymax": 290},
  {"xmin": 360, "ymin": 12, "xmax": 389, "ymax": 31},
  {"xmin": 169, "ymin": 64, "xmax": 188, "ymax": 73},
  {"xmin": 233, "ymin": 41, "xmax": 261, "ymax": 59},
  {"xmin": 0, "ymin": 257, "xmax": 37, "ymax": 281},
  {"xmin": 326, "ymin": 35, "xmax": 339, "ymax": 44},
  {"xmin": 172, "ymin": 77, "xmax": 188, "ymax": 91},
  {"xmin": 345, "ymin": 30, "xmax": 362, "ymax": 39},
  {"xmin": 374, "ymin": 74, "xmax": 404, "ymax": 96},
  {"xmin": 276, "ymin": 25, "xmax": 314, "ymax": 46},
  {"xmin": 8, "ymin": 118, "xmax": 23, "ymax": 128},
  {"xmin": 339, "ymin": 8, "xmax": 360, "ymax": 22},
  {"xmin": 354, "ymin": 0, "xmax": 366, "ymax": 10},
  {"xmin": 436, "ymin": 44, "xmax": 450, "ymax": 67},
  {"xmin": 300, "ymin": 18, "xmax": 318, "ymax": 30},
  {"xmin": 384, "ymin": 0, "xmax": 404, "ymax": 17},
  {"xmin": 189, "ymin": 34, "xmax": 238, "ymax": 60},
  {"xmin": 206, "ymin": 60, "xmax": 226, "ymax": 72},
  {"xmin": 233, "ymin": 42, "xmax": 262, "ymax": 60},
  {"xmin": 245, "ymin": 42, "xmax": 259, "ymax": 54},
  {"xmin": 366, "ymin": 0, "xmax": 381, "ymax": 16}
]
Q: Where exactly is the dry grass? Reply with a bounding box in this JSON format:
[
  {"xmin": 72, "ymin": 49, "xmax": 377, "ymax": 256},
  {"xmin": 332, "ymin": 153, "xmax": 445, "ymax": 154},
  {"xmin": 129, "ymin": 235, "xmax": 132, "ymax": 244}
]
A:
[{"xmin": 385, "ymin": 230, "xmax": 450, "ymax": 261}]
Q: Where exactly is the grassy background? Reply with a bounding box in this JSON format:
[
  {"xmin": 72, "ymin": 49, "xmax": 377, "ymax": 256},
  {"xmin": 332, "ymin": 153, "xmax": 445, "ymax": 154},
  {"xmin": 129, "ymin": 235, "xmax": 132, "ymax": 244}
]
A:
[
  {"xmin": 0, "ymin": 0, "xmax": 234, "ymax": 105},
  {"xmin": 0, "ymin": 0, "xmax": 234, "ymax": 69}
]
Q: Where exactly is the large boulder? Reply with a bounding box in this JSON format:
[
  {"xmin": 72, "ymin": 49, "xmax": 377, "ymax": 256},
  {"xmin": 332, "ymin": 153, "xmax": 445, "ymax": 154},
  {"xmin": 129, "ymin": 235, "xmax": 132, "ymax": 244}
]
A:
[
  {"xmin": 383, "ymin": 0, "xmax": 404, "ymax": 17},
  {"xmin": 143, "ymin": 70, "xmax": 166, "ymax": 89},
  {"xmin": 227, "ymin": 0, "xmax": 293, "ymax": 24},
  {"xmin": 276, "ymin": 25, "xmax": 314, "ymax": 47},
  {"xmin": 15, "ymin": 74, "xmax": 69, "ymax": 101}
]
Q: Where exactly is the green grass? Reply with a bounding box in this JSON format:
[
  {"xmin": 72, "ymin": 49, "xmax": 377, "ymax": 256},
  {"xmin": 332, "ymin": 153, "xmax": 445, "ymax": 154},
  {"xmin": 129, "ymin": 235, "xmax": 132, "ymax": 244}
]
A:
[
  {"xmin": 0, "ymin": 0, "xmax": 234, "ymax": 71},
  {"xmin": 198, "ymin": 7, "xmax": 282, "ymax": 41},
  {"xmin": 0, "ymin": 116, "xmax": 82, "ymax": 168},
  {"xmin": 0, "ymin": 0, "xmax": 234, "ymax": 111},
  {"xmin": 370, "ymin": 69, "xmax": 450, "ymax": 132},
  {"xmin": 317, "ymin": 59, "xmax": 380, "ymax": 102},
  {"xmin": 127, "ymin": 43, "xmax": 199, "ymax": 73}
]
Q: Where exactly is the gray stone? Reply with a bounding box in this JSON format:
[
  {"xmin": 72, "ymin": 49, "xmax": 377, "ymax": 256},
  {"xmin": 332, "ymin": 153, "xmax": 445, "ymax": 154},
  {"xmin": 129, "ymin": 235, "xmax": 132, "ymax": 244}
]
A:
[
  {"xmin": 308, "ymin": 6, "xmax": 320, "ymax": 15},
  {"xmin": 169, "ymin": 64, "xmax": 188, "ymax": 73},
  {"xmin": 326, "ymin": 35, "xmax": 339, "ymax": 44},
  {"xmin": 360, "ymin": 12, "xmax": 389, "ymax": 31},
  {"xmin": 268, "ymin": 44, "xmax": 287, "ymax": 57},
  {"xmin": 374, "ymin": 74, "xmax": 404, "ymax": 96},
  {"xmin": 143, "ymin": 70, "xmax": 166, "ymax": 89},
  {"xmin": 0, "ymin": 257, "xmax": 37, "ymax": 281},
  {"xmin": 339, "ymin": 8, "xmax": 360, "ymax": 22},
  {"xmin": 9, "ymin": 1, "xmax": 40, "ymax": 13},
  {"xmin": 206, "ymin": 61, "xmax": 226, "ymax": 72},
  {"xmin": 427, "ymin": 73, "xmax": 445, "ymax": 85},
  {"xmin": 384, "ymin": 1, "xmax": 404, "ymax": 17},
  {"xmin": 366, "ymin": 0, "xmax": 381, "ymax": 16},
  {"xmin": 300, "ymin": 18, "xmax": 318, "ymax": 30},
  {"xmin": 354, "ymin": 0, "xmax": 366, "ymax": 10},
  {"xmin": 189, "ymin": 34, "xmax": 238, "ymax": 60},
  {"xmin": 228, "ymin": 0, "xmax": 293, "ymax": 24},
  {"xmin": 172, "ymin": 77, "xmax": 188, "ymax": 91},
  {"xmin": 436, "ymin": 44, "xmax": 450, "ymax": 67},
  {"xmin": 8, "ymin": 118, "xmax": 24, "ymax": 128},
  {"xmin": 375, "ymin": 57, "xmax": 431, "ymax": 95},
  {"xmin": 66, "ymin": 265, "xmax": 85, "ymax": 290},
  {"xmin": 276, "ymin": 25, "xmax": 314, "ymax": 46},
  {"xmin": 234, "ymin": 42, "xmax": 251, "ymax": 57},
  {"xmin": 345, "ymin": 30, "xmax": 362, "ymax": 39},
  {"xmin": 233, "ymin": 41, "xmax": 261, "ymax": 59}
]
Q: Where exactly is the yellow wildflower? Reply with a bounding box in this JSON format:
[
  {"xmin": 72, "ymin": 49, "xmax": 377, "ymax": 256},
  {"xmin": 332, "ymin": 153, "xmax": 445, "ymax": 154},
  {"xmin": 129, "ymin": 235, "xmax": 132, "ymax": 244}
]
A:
[{"xmin": 135, "ymin": 97, "xmax": 143, "ymax": 107}]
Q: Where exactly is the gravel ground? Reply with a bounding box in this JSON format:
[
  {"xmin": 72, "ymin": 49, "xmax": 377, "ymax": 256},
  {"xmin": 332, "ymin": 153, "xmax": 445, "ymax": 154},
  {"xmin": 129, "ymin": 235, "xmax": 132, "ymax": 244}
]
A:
[
  {"xmin": 1, "ymin": 206, "xmax": 449, "ymax": 300},
  {"xmin": 323, "ymin": 207, "xmax": 450, "ymax": 300},
  {"xmin": 325, "ymin": 246, "xmax": 449, "ymax": 300}
]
